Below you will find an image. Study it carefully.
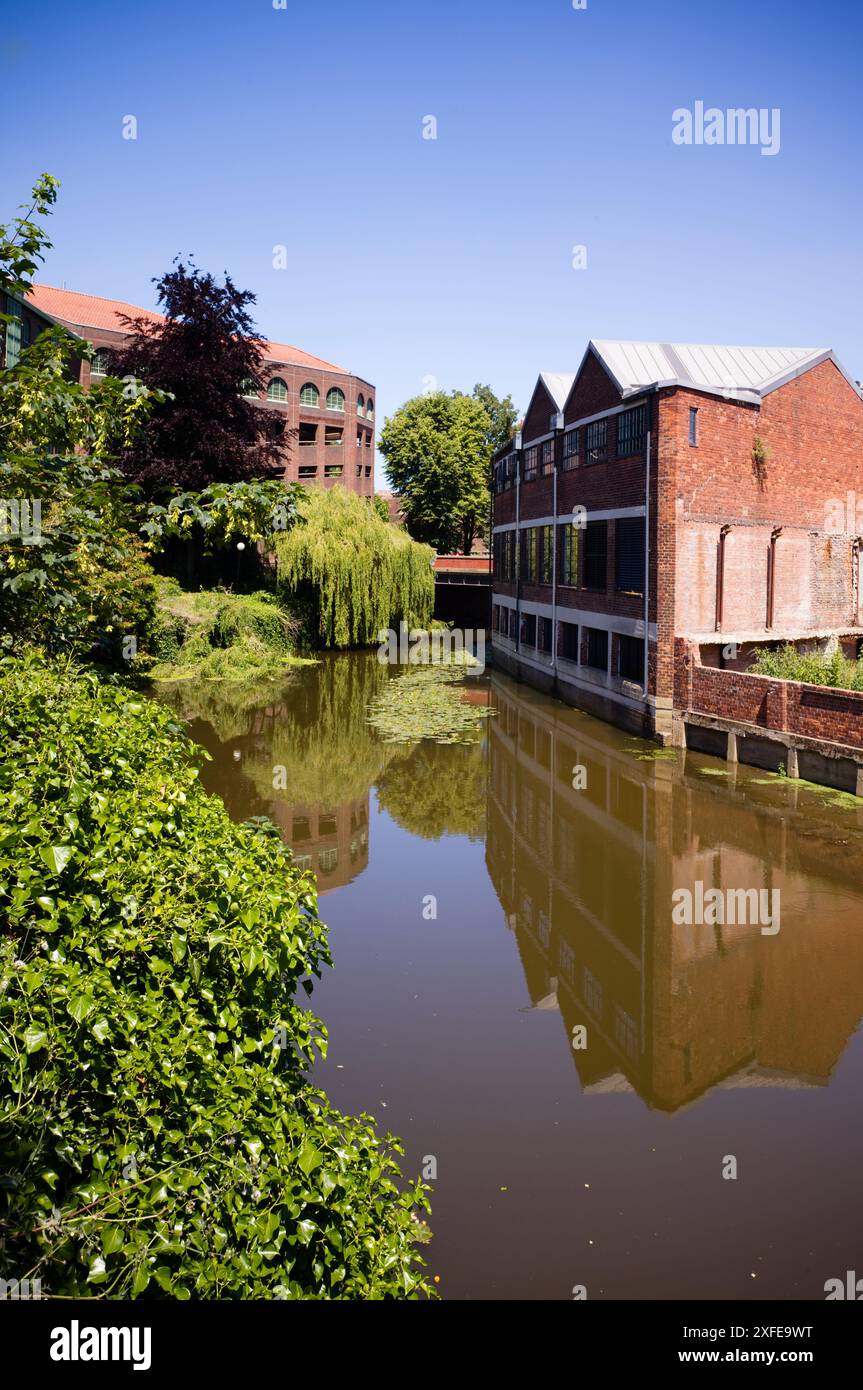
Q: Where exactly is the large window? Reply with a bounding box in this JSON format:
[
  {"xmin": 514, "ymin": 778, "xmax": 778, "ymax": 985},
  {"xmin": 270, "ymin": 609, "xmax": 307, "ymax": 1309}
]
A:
[
  {"xmin": 327, "ymin": 387, "xmax": 345, "ymax": 412},
  {"xmin": 558, "ymin": 621, "xmax": 579, "ymax": 663},
  {"xmin": 585, "ymin": 418, "xmax": 608, "ymax": 465},
  {"xmin": 541, "ymin": 439, "xmax": 555, "ymax": 475},
  {"xmin": 357, "ymin": 394, "xmax": 365, "ymax": 414},
  {"xmin": 584, "ymin": 521, "xmax": 608, "ymax": 589},
  {"xmin": 559, "ymin": 523, "xmax": 579, "ymax": 586},
  {"xmin": 617, "ymin": 403, "xmax": 646, "ymax": 458},
  {"xmin": 520, "ymin": 612, "xmax": 537, "ymax": 647},
  {"xmin": 523, "ymin": 446, "xmax": 538, "ymax": 482},
  {"xmin": 325, "ymin": 426, "xmax": 343, "ymax": 447},
  {"xmin": 585, "ymin": 627, "xmax": 609, "ymax": 672},
  {"xmin": 267, "ymin": 377, "xmax": 288, "ymax": 402},
  {"xmin": 615, "ymin": 517, "xmax": 646, "ymax": 593},
  {"xmin": 538, "ymin": 617, "xmax": 553, "ymax": 653},
  {"xmin": 618, "ymin": 633, "xmax": 644, "ymax": 684},
  {"xmin": 562, "ymin": 430, "xmax": 579, "ymax": 470},
  {"xmin": 366, "ymin": 398, "xmax": 374, "ymax": 420},
  {"xmin": 90, "ymin": 347, "xmax": 111, "ymax": 377},
  {"xmin": 540, "ymin": 525, "xmax": 553, "ymax": 584},
  {"xmin": 299, "ymin": 422, "xmax": 317, "ymax": 447},
  {"xmin": 521, "ymin": 527, "xmax": 538, "ymax": 583},
  {"xmin": 4, "ymin": 298, "xmax": 25, "ymax": 368},
  {"xmin": 300, "ymin": 382, "xmax": 320, "ymax": 407}
]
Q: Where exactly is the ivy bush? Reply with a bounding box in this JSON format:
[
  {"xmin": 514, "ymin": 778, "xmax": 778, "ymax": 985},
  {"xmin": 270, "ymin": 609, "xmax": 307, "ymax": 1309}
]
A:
[
  {"xmin": 751, "ymin": 642, "xmax": 863, "ymax": 691},
  {"xmin": 0, "ymin": 653, "xmax": 433, "ymax": 1299}
]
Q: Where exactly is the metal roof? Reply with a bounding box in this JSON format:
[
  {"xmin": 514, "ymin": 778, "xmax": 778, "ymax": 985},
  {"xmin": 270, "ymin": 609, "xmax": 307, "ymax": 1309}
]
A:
[
  {"xmin": 539, "ymin": 372, "xmax": 576, "ymax": 410},
  {"xmin": 587, "ymin": 339, "xmax": 858, "ymax": 404}
]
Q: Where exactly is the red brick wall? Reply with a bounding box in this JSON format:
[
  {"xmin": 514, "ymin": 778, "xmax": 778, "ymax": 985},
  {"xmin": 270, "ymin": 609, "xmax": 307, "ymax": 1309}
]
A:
[{"xmin": 676, "ymin": 639, "xmax": 863, "ymax": 749}]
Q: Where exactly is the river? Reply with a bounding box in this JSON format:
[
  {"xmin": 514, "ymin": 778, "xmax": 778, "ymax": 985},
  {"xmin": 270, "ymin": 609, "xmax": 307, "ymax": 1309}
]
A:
[{"xmin": 154, "ymin": 652, "xmax": 863, "ymax": 1301}]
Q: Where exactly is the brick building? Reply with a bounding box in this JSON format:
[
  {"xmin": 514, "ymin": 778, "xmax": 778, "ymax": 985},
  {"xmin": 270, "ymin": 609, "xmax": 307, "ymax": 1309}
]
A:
[
  {"xmin": 491, "ymin": 341, "xmax": 863, "ymax": 739},
  {"xmin": 7, "ymin": 284, "xmax": 376, "ymax": 496}
]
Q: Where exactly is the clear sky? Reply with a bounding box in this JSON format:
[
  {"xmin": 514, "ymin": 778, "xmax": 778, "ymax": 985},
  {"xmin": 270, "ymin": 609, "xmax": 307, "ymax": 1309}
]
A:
[{"xmin": 4, "ymin": 0, "xmax": 861, "ymax": 484}]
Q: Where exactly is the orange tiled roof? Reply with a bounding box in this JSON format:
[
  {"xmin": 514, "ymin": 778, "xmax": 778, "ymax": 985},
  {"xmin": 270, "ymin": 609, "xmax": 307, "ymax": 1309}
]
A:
[{"xmin": 26, "ymin": 284, "xmax": 347, "ymax": 374}]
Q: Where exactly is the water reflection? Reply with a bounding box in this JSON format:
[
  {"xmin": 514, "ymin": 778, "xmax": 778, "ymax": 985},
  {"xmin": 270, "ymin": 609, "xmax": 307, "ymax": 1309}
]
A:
[{"xmin": 487, "ymin": 676, "xmax": 863, "ymax": 1112}]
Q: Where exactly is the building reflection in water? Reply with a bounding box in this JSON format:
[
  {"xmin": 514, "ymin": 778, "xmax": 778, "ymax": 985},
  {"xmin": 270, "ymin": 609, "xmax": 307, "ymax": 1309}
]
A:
[{"xmin": 487, "ymin": 673, "xmax": 863, "ymax": 1112}]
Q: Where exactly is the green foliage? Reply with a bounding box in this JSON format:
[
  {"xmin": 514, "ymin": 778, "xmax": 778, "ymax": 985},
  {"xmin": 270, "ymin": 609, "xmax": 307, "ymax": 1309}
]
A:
[
  {"xmin": 0, "ymin": 179, "xmax": 161, "ymax": 666},
  {"xmin": 149, "ymin": 579, "xmax": 308, "ymax": 682},
  {"xmin": 143, "ymin": 479, "xmax": 301, "ymax": 553},
  {"xmin": 372, "ymin": 494, "xmax": 391, "ymax": 524},
  {"xmin": 0, "ymin": 174, "xmax": 59, "ymax": 303},
  {"xmin": 367, "ymin": 659, "xmax": 494, "ymax": 744},
  {"xmin": 275, "ymin": 487, "xmax": 434, "ymax": 648},
  {"xmin": 379, "ymin": 387, "xmax": 504, "ymax": 553},
  {"xmin": 750, "ymin": 642, "xmax": 863, "ymax": 691},
  {"xmin": 0, "ymin": 653, "xmax": 433, "ymax": 1299}
]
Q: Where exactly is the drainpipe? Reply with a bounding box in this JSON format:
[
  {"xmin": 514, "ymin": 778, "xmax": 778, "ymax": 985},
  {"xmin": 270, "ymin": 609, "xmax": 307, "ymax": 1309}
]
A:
[
  {"xmin": 514, "ymin": 431, "xmax": 522, "ymax": 649},
  {"xmin": 766, "ymin": 526, "xmax": 783, "ymax": 630},
  {"xmin": 715, "ymin": 525, "xmax": 731, "ymax": 632},
  {"xmin": 550, "ymin": 415, "xmax": 563, "ymax": 669},
  {"xmin": 643, "ymin": 429, "xmax": 651, "ymax": 696}
]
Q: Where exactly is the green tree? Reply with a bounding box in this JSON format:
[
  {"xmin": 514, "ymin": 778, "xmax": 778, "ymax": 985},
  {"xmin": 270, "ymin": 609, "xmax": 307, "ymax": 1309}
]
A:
[
  {"xmin": 379, "ymin": 390, "xmax": 492, "ymax": 554},
  {"xmin": 471, "ymin": 382, "xmax": 518, "ymax": 458}
]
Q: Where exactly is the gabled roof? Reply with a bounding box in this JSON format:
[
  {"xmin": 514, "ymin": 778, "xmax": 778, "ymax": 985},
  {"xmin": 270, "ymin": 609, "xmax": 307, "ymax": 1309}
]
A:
[
  {"xmin": 25, "ymin": 284, "xmax": 347, "ymax": 374},
  {"xmin": 539, "ymin": 371, "xmax": 576, "ymax": 410},
  {"xmin": 581, "ymin": 339, "xmax": 861, "ymax": 405}
]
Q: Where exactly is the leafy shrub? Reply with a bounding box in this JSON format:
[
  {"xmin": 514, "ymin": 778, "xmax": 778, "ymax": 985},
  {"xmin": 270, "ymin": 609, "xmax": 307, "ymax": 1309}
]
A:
[
  {"xmin": 751, "ymin": 642, "xmax": 863, "ymax": 691},
  {"xmin": 148, "ymin": 582, "xmax": 305, "ymax": 682},
  {"xmin": 0, "ymin": 654, "xmax": 433, "ymax": 1299}
]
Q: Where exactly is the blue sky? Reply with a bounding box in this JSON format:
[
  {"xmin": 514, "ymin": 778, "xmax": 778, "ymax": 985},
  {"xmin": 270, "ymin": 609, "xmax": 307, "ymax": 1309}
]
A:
[{"xmin": 4, "ymin": 0, "xmax": 860, "ymax": 484}]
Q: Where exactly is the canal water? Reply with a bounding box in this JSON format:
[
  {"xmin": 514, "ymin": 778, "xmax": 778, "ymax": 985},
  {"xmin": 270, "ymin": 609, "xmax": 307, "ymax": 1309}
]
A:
[{"xmin": 155, "ymin": 653, "xmax": 863, "ymax": 1301}]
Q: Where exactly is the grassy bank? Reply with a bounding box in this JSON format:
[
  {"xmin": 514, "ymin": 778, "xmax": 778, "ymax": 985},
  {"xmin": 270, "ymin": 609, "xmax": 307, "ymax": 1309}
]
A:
[
  {"xmin": 0, "ymin": 653, "xmax": 432, "ymax": 1299},
  {"xmin": 149, "ymin": 577, "xmax": 313, "ymax": 682}
]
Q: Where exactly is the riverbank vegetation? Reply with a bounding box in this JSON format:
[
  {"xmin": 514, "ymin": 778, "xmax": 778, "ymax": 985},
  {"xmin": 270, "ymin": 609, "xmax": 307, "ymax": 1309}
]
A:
[
  {"xmin": 150, "ymin": 579, "xmax": 310, "ymax": 682},
  {"xmin": 0, "ymin": 655, "xmax": 432, "ymax": 1298},
  {"xmin": 276, "ymin": 486, "xmax": 435, "ymax": 647},
  {"xmin": 751, "ymin": 643, "xmax": 863, "ymax": 691}
]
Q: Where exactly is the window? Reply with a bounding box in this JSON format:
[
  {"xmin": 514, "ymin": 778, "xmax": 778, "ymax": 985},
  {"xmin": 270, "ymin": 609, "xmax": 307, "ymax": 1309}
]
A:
[
  {"xmin": 618, "ymin": 633, "xmax": 644, "ymax": 684},
  {"xmin": 563, "ymin": 430, "xmax": 579, "ymax": 470},
  {"xmin": 366, "ymin": 398, "xmax": 374, "ymax": 420},
  {"xmin": 541, "ymin": 439, "xmax": 555, "ymax": 475},
  {"xmin": 504, "ymin": 531, "xmax": 516, "ymax": 581},
  {"xmin": 521, "ymin": 612, "xmax": 537, "ymax": 647},
  {"xmin": 521, "ymin": 528, "xmax": 538, "ymax": 582},
  {"xmin": 325, "ymin": 462, "xmax": 343, "ymax": 477},
  {"xmin": 523, "ymin": 446, "xmax": 538, "ymax": 481},
  {"xmin": 689, "ymin": 406, "xmax": 698, "ymax": 446},
  {"xmin": 357, "ymin": 394, "xmax": 365, "ymax": 414},
  {"xmin": 319, "ymin": 848, "xmax": 338, "ymax": 874},
  {"xmin": 558, "ymin": 621, "xmax": 579, "ymax": 662},
  {"xmin": 90, "ymin": 347, "xmax": 111, "ymax": 377},
  {"xmin": 364, "ymin": 465, "xmax": 371, "ymax": 477},
  {"xmin": 325, "ymin": 426, "xmax": 343, "ymax": 447},
  {"xmin": 299, "ymin": 464, "xmax": 318, "ymax": 478},
  {"xmin": 241, "ymin": 378, "xmax": 259, "ymax": 398},
  {"xmin": 585, "ymin": 627, "xmax": 609, "ymax": 672},
  {"xmin": 356, "ymin": 464, "xmax": 362, "ymax": 478},
  {"xmin": 538, "ymin": 616, "xmax": 553, "ymax": 653},
  {"xmin": 327, "ymin": 387, "xmax": 345, "ymax": 412},
  {"xmin": 540, "ymin": 525, "xmax": 553, "ymax": 584},
  {"xmin": 617, "ymin": 403, "xmax": 646, "ymax": 458},
  {"xmin": 299, "ymin": 422, "xmax": 317, "ymax": 447},
  {"xmin": 615, "ymin": 517, "xmax": 645, "ymax": 593},
  {"xmin": 267, "ymin": 377, "xmax": 288, "ymax": 402},
  {"xmin": 584, "ymin": 521, "xmax": 608, "ymax": 589},
  {"xmin": 585, "ymin": 418, "xmax": 608, "ymax": 464},
  {"xmin": 559, "ymin": 524, "xmax": 579, "ymax": 586},
  {"xmin": 300, "ymin": 382, "xmax": 320, "ymax": 407}
]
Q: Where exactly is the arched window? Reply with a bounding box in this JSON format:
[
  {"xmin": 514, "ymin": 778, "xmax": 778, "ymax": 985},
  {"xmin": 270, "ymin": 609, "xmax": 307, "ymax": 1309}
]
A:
[
  {"xmin": 327, "ymin": 387, "xmax": 345, "ymax": 412},
  {"xmin": 241, "ymin": 378, "xmax": 259, "ymax": 398},
  {"xmin": 267, "ymin": 377, "xmax": 288, "ymax": 402},
  {"xmin": 366, "ymin": 397, "xmax": 374, "ymax": 420},
  {"xmin": 357, "ymin": 393, "xmax": 365, "ymax": 414},
  {"xmin": 300, "ymin": 382, "xmax": 320, "ymax": 407},
  {"xmin": 90, "ymin": 347, "xmax": 111, "ymax": 377}
]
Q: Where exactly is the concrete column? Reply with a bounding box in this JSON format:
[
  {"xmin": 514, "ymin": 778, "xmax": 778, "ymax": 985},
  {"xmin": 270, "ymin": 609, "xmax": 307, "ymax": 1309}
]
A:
[
  {"xmin": 786, "ymin": 746, "xmax": 799, "ymax": 779},
  {"xmin": 726, "ymin": 730, "xmax": 739, "ymax": 764}
]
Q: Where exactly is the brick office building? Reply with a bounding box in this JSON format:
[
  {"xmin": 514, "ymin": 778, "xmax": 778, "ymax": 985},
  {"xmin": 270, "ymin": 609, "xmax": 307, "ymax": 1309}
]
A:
[
  {"xmin": 491, "ymin": 341, "xmax": 863, "ymax": 739},
  {"xmin": 12, "ymin": 285, "xmax": 376, "ymax": 495}
]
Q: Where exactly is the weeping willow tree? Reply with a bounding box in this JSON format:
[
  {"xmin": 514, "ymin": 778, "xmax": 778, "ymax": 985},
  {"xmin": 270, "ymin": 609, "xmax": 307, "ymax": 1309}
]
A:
[{"xmin": 275, "ymin": 487, "xmax": 435, "ymax": 648}]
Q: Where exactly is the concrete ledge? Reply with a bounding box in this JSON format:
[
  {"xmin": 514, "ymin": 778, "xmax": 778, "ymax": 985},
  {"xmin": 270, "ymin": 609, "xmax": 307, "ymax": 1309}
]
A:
[{"xmin": 675, "ymin": 709, "xmax": 863, "ymax": 796}]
